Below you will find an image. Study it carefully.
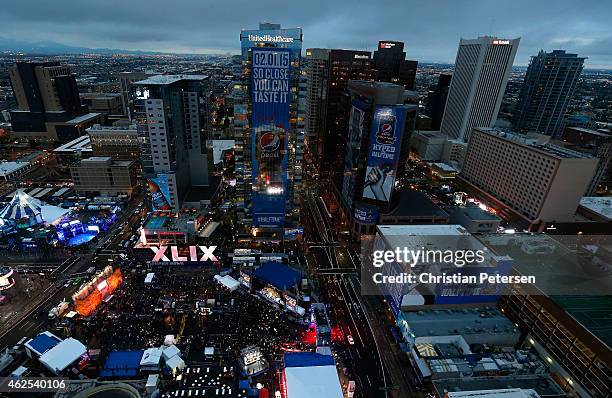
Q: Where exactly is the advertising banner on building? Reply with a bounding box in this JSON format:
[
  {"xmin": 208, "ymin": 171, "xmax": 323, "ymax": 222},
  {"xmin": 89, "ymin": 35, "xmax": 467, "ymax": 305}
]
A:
[
  {"xmin": 251, "ymin": 48, "xmax": 291, "ymax": 227},
  {"xmin": 284, "ymin": 227, "xmax": 304, "ymax": 240},
  {"xmin": 342, "ymin": 100, "xmax": 368, "ymax": 210},
  {"xmin": 354, "ymin": 203, "xmax": 379, "ymax": 225},
  {"xmin": 148, "ymin": 174, "xmax": 171, "ymax": 211},
  {"xmin": 362, "ymin": 106, "xmax": 406, "ymax": 203}
]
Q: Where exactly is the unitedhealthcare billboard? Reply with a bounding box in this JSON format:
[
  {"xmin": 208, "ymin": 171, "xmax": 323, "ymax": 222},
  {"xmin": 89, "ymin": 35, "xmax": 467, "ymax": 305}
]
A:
[
  {"xmin": 363, "ymin": 106, "xmax": 406, "ymax": 203},
  {"xmin": 251, "ymin": 48, "xmax": 291, "ymax": 227}
]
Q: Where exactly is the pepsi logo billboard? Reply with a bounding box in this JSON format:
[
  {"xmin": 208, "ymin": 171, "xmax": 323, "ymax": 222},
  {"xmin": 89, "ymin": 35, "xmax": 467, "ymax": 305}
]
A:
[{"xmin": 259, "ymin": 131, "xmax": 281, "ymax": 154}]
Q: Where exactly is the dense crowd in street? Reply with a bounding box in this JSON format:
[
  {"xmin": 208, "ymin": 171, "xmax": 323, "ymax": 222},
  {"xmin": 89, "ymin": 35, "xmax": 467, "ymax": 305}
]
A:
[{"xmin": 73, "ymin": 265, "xmax": 308, "ymax": 378}]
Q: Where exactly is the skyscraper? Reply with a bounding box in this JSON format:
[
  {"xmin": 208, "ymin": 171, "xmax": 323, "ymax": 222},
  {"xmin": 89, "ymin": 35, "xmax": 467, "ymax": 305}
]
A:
[
  {"xmin": 8, "ymin": 61, "xmax": 86, "ymax": 141},
  {"xmin": 237, "ymin": 23, "xmax": 303, "ymax": 231},
  {"xmin": 303, "ymin": 48, "xmax": 375, "ymax": 173},
  {"xmin": 427, "ymin": 73, "xmax": 452, "ymax": 130},
  {"xmin": 513, "ymin": 50, "xmax": 585, "ymax": 138},
  {"xmin": 372, "ymin": 41, "xmax": 418, "ymax": 90},
  {"xmin": 339, "ymin": 81, "xmax": 417, "ymax": 237},
  {"xmin": 440, "ymin": 37, "xmax": 519, "ymax": 141},
  {"xmin": 131, "ymin": 75, "xmax": 212, "ymax": 213}
]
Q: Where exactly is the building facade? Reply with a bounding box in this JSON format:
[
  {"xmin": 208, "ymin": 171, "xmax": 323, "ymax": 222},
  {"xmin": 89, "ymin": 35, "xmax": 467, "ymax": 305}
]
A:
[
  {"xmin": 338, "ymin": 81, "xmax": 418, "ymax": 237},
  {"xmin": 513, "ymin": 50, "xmax": 585, "ymax": 138},
  {"xmin": 8, "ymin": 61, "xmax": 87, "ymax": 141},
  {"xmin": 87, "ymin": 124, "xmax": 140, "ymax": 161},
  {"xmin": 427, "ymin": 73, "xmax": 452, "ymax": 131},
  {"xmin": 70, "ymin": 157, "xmax": 138, "ymax": 197},
  {"xmin": 304, "ymin": 48, "xmax": 376, "ymax": 174},
  {"xmin": 131, "ymin": 75, "xmax": 212, "ymax": 212},
  {"xmin": 373, "ymin": 40, "xmax": 418, "ymax": 90},
  {"xmin": 440, "ymin": 37, "xmax": 519, "ymax": 142},
  {"xmin": 236, "ymin": 23, "xmax": 303, "ymax": 231},
  {"xmin": 459, "ymin": 128, "xmax": 598, "ymax": 230}
]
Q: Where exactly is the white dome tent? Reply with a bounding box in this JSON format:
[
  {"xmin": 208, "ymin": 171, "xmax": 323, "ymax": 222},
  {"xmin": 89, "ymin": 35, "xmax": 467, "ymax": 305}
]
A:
[{"xmin": 0, "ymin": 189, "xmax": 70, "ymax": 227}]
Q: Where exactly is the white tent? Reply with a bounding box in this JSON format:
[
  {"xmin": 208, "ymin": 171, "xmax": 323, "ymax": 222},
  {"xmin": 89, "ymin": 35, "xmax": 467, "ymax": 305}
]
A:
[
  {"xmin": 164, "ymin": 335, "xmax": 176, "ymax": 346},
  {"xmin": 214, "ymin": 275, "xmax": 240, "ymax": 292},
  {"xmin": 284, "ymin": 353, "xmax": 343, "ymax": 398},
  {"xmin": 140, "ymin": 347, "xmax": 162, "ymax": 370},
  {"xmin": 162, "ymin": 345, "xmax": 181, "ymax": 361},
  {"xmin": 0, "ymin": 190, "xmax": 69, "ymax": 226},
  {"xmin": 165, "ymin": 354, "xmax": 186, "ymax": 374},
  {"xmin": 38, "ymin": 338, "xmax": 86, "ymax": 375}
]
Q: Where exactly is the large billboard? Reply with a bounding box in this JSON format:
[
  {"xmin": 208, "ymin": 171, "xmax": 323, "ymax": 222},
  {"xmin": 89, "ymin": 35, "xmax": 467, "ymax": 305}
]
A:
[
  {"xmin": 342, "ymin": 100, "xmax": 368, "ymax": 210},
  {"xmin": 148, "ymin": 174, "xmax": 171, "ymax": 211},
  {"xmin": 251, "ymin": 48, "xmax": 291, "ymax": 227},
  {"xmin": 362, "ymin": 106, "xmax": 406, "ymax": 203}
]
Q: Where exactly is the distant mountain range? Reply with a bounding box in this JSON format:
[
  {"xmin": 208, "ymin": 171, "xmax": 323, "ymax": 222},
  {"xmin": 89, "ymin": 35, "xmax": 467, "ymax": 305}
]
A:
[{"xmin": 0, "ymin": 37, "xmax": 171, "ymax": 55}]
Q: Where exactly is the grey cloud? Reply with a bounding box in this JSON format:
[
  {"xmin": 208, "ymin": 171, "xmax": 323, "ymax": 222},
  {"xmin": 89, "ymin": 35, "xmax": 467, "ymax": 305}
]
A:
[{"xmin": 1, "ymin": 0, "xmax": 610, "ymax": 67}]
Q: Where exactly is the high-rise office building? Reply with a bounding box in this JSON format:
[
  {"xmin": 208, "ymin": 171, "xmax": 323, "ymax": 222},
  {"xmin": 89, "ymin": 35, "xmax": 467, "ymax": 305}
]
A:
[
  {"xmin": 118, "ymin": 71, "xmax": 154, "ymax": 118},
  {"xmin": 513, "ymin": 50, "xmax": 586, "ymax": 138},
  {"xmin": 339, "ymin": 81, "xmax": 417, "ymax": 237},
  {"xmin": 8, "ymin": 61, "xmax": 86, "ymax": 141},
  {"xmin": 560, "ymin": 126, "xmax": 612, "ymax": 195},
  {"xmin": 237, "ymin": 23, "xmax": 303, "ymax": 231},
  {"xmin": 304, "ymin": 48, "xmax": 376, "ymax": 173},
  {"xmin": 131, "ymin": 75, "xmax": 212, "ymax": 213},
  {"xmin": 373, "ymin": 41, "xmax": 418, "ymax": 90},
  {"xmin": 460, "ymin": 128, "xmax": 598, "ymax": 230},
  {"xmin": 427, "ymin": 73, "xmax": 452, "ymax": 130},
  {"xmin": 440, "ymin": 37, "xmax": 519, "ymax": 141}
]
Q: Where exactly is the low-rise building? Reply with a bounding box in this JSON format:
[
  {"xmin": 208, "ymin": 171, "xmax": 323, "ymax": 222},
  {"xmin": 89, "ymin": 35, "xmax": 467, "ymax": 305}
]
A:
[
  {"xmin": 86, "ymin": 124, "xmax": 140, "ymax": 161},
  {"xmin": 53, "ymin": 135, "xmax": 92, "ymax": 166},
  {"xmin": 70, "ymin": 156, "xmax": 137, "ymax": 197},
  {"xmin": 80, "ymin": 92, "xmax": 124, "ymax": 116},
  {"xmin": 446, "ymin": 205, "xmax": 501, "ymax": 233}
]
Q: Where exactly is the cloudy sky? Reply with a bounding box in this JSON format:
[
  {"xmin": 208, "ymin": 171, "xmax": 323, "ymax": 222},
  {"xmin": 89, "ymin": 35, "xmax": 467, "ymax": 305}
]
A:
[{"xmin": 2, "ymin": 0, "xmax": 611, "ymax": 68}]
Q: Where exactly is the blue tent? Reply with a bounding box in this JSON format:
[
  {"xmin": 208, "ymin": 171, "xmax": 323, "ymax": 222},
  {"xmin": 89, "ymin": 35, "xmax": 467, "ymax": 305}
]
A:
[
  {"xmin": 252, "ymin": 262, "xmax": 301, "ymax": 290},
  {"xmin": 284, "ymin": 352, "xmax": 335, "ymax": 368},
  {"xmin": 100, "ymin": 350, "xmax": 144, "ymax": 378}
]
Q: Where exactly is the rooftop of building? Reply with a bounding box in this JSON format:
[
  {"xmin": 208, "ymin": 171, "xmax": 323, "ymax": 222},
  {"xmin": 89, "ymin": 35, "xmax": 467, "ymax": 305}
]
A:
[
  {"xmin": 475, "ymin": 128, "xmax": 594, "ymax": 159},
  {"xmin": 414, "ymin": 130, "xmax": 448, "ymax": 140},
  {"xmin": 377, "ymin": 223, "xmax": 469, "ymax": 237},
  {"xmin": 86, "ymin": 124, "xmax": 138, "ymax": 133},
  {"xmin": 65, "ymin": 112, "xmax": 103, "ymax": 125},
  {"xmin": 579, "ymin": 196, "xmax": 612, "ymax": 221},
  {"xmin": 565, "ymin": 126, "xmax": 612, "ymax": 137},
  {"xmin": 53, "ymin": 135, "xmax": 92, "ymax": 153},
  {"xmin": 429, "ymin": 162, "xmax": 458, "ymax": 172},
  {"xmin": 79, "ymin": 157, "xmax": 132, "ymax": 167},
  {"xmin": 80, "ymin": 92, "xmax": 122, "ymax": 99},
  {"xmin": 551, "ymin": 295, "xmax": 612, "ymax": 349},
  {"xmin": 183, "ymin": 177, "xmax": 221, "ymax": 203},
  {"xmin": 447, "ymin": 204, "xmax": 502, "ymax": 221},
  {"xmin": 383, "ymin": 189, "xmax": 449, "ymax": 219},
  {"xmin": 402, "ymin": 307, "xmax": 517, "ymax": 338},
  {"xmin": 134, "ymin": 74, "xmax": 209, "ymax": 86},
  {"xmin": 433, "ymin": 375, "xmax": 565, "ymax": 397},
  {"xmin": 0, "ymin": 161, "xmax": 29, "ymax": 176}
]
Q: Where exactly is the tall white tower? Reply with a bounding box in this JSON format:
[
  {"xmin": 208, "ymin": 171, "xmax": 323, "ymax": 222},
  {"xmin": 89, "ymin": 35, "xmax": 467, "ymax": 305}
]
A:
[{"xmin": 440, "ymin": 36, "xmax": 520, "ymax": 141}]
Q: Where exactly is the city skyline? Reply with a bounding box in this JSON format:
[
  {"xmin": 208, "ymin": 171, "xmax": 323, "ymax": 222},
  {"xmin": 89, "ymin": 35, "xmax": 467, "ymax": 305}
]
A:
[{"xmin": 1, "ymin": 0, "xmax": 611, "ymax": 68}]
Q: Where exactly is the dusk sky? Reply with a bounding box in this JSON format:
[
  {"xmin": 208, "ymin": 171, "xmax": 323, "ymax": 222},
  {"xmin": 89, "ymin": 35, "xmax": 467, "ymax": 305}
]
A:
[{"xmin": 1, "ymin": 0, "xmax": 611, "ymax": 68}]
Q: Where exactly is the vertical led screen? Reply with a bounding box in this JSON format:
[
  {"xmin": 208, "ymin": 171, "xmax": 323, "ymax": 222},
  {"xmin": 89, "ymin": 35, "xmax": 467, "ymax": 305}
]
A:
[
  {"xmin": 342, "ymin": 100, "xmax": 367, "ymax": 210},
  {"xmin": 251, "ymin": 48, "xmax": 291, "ymax": 227},
  {"xmin": 362, "ymin": 106, "xmax": 406, "ymax": 203},
  {"xmin": 148, "ymin": 174, "xmax": 171, "ymax": 211}
]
